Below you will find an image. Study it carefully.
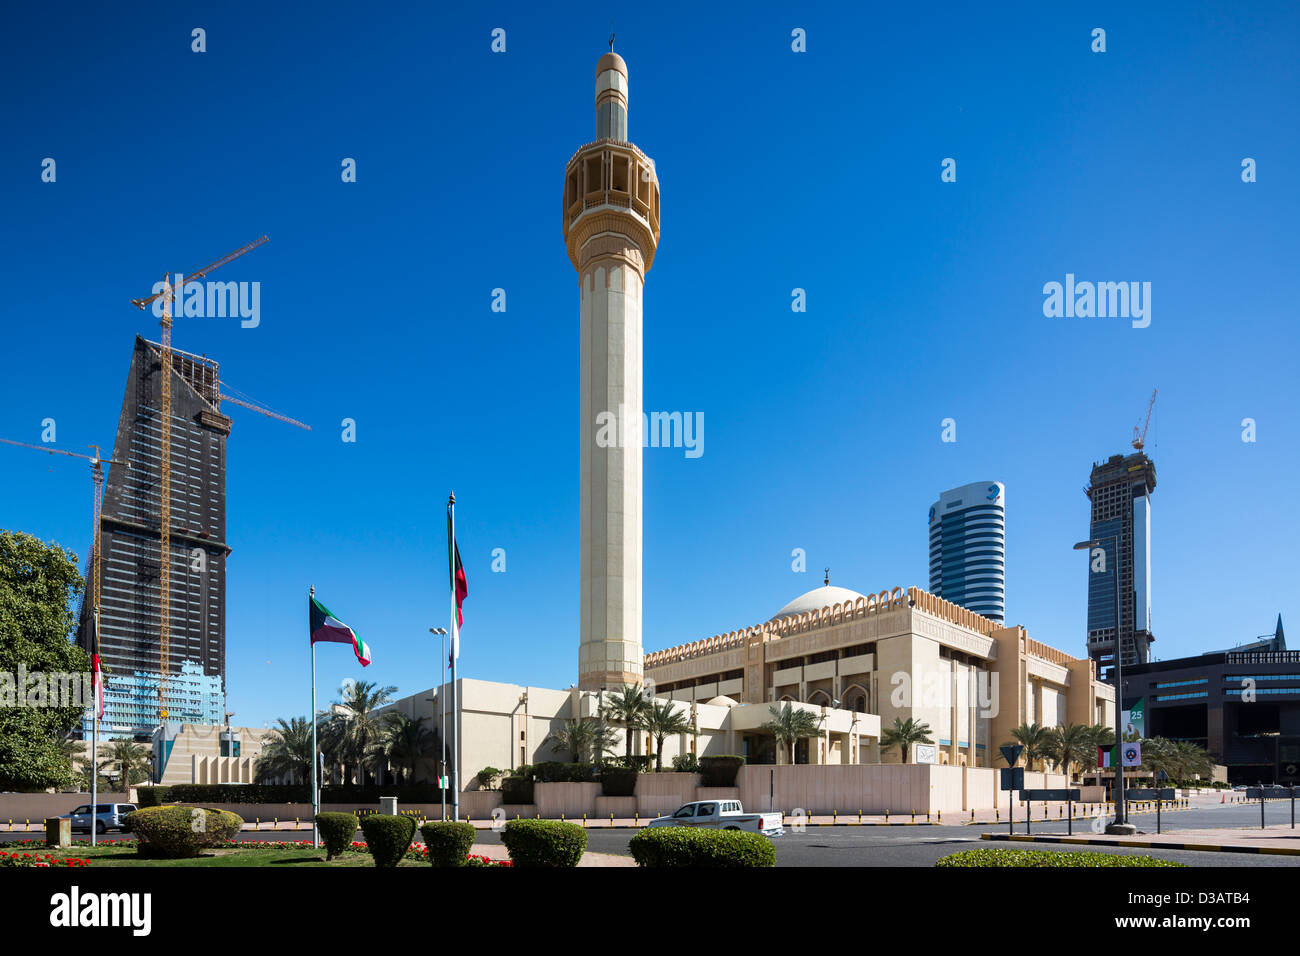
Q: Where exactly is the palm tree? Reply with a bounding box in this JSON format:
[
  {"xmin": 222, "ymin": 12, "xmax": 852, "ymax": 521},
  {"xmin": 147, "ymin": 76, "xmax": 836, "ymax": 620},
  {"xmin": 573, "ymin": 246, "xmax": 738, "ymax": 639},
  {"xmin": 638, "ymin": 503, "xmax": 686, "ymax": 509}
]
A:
[
  {"xmin": 1006, "ymin": 723, "xmax": 1051, "ymax": 770},
  {"xmin": 1174, "ymin": 740, "xmax": 1213, "ymax": 784},
  {"xmin": 880, "ymin": 717, "xmax": 934, "ymax": 764},
  {"xmin": 543, "ymin": 718, "xmax": 619, "ymax": 764},
  {"xmin": 644, "ymin": 700, "xmax": 695, "ymax": 771},
  {"xmin": 374, "ymin": 713, "xmax": 438, "ymax": 785},
  {"xmin": 99, "ymin": 738, "xmax": 151, "ymax": 788},
  {"xmin": 255, "ymin": 717, "xmax": 315, "ymax": 785},
  {"xmin": 1077, "ymin": 724, "xmax": 1116, "ymax": 774},
  {"xmin": 1043, "ymin": 723, "xmax": 1093, "ymax": 783},
  {"xmin": 599, "ymin": 684, "xmax": 650, "ymax": 759},
  {"xmin": 759, "ymin": 703, "xmax": 823, "ymax": 765},
  {"xmin": 323, "ymin": 680, "xmax": 397, "ymax": 786}
]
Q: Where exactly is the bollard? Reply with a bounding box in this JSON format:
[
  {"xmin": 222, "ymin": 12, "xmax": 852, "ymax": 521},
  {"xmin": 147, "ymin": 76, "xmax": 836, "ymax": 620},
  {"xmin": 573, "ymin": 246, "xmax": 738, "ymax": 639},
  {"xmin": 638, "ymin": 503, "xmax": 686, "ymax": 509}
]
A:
[
  {"xmin": 911, "ymin": 809, "xmax": 915, "ymax": 823},
  {"xmin": 582, "ymin": 814, "xmax": 587, "ymax": 828},
  {"xmin": 936, "ymin": 810, "xmax": 940, "ymax": 823},
  {"xmin": 885, "ymin": 809, "xmax": 889, "ymax": 823},
  {"xmin": 610, "ymin": 813, "xmax": 614, "ymax": 826},
  {"xmin": 970, "ymin": 809, "xmax": 974, "ymax": 823},
  {"xmin": 859, "ymin": 810, "xmax": 863, "ymax": 824}
]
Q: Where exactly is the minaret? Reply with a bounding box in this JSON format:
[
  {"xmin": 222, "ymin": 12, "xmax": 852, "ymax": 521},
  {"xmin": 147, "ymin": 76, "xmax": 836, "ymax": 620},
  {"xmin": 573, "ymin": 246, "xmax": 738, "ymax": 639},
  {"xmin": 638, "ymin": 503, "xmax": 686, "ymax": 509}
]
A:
[{"xmin": 564, "ymin": 50, "xmax": 661, "ymax": 691}]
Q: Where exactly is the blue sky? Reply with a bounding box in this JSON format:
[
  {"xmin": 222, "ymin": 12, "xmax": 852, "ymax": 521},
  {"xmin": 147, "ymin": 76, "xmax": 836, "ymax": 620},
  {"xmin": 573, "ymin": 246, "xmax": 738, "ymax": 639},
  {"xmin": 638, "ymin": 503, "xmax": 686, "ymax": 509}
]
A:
[{"xmin": 2, "ymin": 1, "xmax": 1296, "ymax": 729}]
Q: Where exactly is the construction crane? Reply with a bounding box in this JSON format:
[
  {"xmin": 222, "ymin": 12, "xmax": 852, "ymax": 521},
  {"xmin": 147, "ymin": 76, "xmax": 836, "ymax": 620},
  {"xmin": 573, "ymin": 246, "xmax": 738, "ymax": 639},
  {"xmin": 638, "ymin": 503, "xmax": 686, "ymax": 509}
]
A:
[
  {"xmin": 0, "ymin": 438, "xmax": 129, "ymax": 628},
  {"xmin": 1132, "ymin": 388, "xmax": 1158, "ymax": 452},
  {"xmin": 130, "ymin": 236, "xmax": 280, "ymax": 724}
]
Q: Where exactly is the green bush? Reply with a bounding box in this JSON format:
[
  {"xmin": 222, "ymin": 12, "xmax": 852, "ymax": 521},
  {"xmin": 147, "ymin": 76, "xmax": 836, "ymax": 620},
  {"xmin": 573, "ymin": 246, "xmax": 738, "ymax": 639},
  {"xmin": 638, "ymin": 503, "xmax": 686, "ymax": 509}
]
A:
[
  {"xmin": 500, "ymin": 819, "xmax": 586, "ymax": 867},
  {"xmin": 671, "ymin": 753, "xmax": 700, "ymax": 774},
  {"xmin": 527, "ymin": 762, "xmax": 596, "ymax": 783},
  {"xmin": 420, "ymin": 821, "xmax": 476, "ymax": 867},
  {"xmin": 606, "ymin": 755, "xmax": 653, "ymax": 772},
  {"xmin": 124, "ymin": 806, "xmax": 244, "ymax": 858},
  {"xmin": 501, "ymin": 776, "xmax": 534, "ymax": 804},
  {"xmin": 358, "ymin": 814, "xmax": 417, "ymax": 867},
  {"xmin": 698, "ymin": 755, "xmax": 745, "ymax": 787},
  {"xmin": 600, "ymin": 766, "xmax": 639, "ymax": 797},
  {"xmin": 477, "ymin": 767, "xmax": 502, "ymax": 789},
  {"xmin": 315, "ymin": 812, "xmax": 358, "ymax": 861},
  {"xmin": 166, "ymin": 783, "xmax": 448, "ymax": 804},
  {"xmin": 629, "ymin": 827, "xmax": 775, "ymax": 867},
  {"xmin": 935, "ymin": 848, "xmax": 1186, "ymax": 868},
  {"xmin": 135, "ymin": 786, "xmax": 170, "ymax": 808}
]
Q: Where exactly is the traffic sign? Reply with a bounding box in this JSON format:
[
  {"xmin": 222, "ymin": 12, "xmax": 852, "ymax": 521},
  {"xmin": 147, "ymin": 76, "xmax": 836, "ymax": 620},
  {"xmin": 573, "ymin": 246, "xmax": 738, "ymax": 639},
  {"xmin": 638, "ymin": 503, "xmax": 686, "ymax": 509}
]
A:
[
  {"xmin": 1000, "ymin": 744, "xmax": 1023, "ymax": 767},
  {"xmin": 1020, "ymin": 789, "xmax": 1081, "ymax": 802},
  {"xmin": 999, "ymin": 767, "xmax": 1025, "ymax": 791}
]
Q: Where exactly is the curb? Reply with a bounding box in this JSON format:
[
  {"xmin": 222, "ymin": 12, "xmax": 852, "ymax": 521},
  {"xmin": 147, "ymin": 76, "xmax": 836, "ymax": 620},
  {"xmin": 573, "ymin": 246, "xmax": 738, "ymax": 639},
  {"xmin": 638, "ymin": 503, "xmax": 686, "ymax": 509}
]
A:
[{"xmin": 979, "ymin": 832, "xmax": 1300, "ymax": 857}]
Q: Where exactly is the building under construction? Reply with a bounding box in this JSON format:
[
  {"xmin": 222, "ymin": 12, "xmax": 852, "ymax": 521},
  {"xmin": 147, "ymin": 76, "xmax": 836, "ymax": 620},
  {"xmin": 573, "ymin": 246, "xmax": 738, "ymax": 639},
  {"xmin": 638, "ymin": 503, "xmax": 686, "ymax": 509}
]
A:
[
  {"xmin": 77, "ymin": 336, "xmax": 230, "ymax": 739},
  {"xmin": 1085, "ymin": 450, "xmax": 1157, "ymax": 682}
]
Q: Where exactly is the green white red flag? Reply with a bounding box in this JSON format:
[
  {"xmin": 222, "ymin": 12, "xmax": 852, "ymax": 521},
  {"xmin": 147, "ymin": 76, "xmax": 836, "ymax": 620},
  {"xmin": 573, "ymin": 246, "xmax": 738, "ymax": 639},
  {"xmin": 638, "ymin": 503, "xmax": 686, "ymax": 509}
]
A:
[{"xmin": 309, "ymin": 595, "xmax": 371, "ymax": 666}]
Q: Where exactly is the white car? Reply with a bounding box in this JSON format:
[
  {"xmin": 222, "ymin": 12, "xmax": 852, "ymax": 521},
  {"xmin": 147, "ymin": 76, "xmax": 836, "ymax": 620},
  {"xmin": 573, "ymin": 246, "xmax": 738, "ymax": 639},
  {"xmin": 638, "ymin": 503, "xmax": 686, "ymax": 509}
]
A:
[{"xmin": 646, "ymin": 800, "xmax": 784, "ymax": 837}]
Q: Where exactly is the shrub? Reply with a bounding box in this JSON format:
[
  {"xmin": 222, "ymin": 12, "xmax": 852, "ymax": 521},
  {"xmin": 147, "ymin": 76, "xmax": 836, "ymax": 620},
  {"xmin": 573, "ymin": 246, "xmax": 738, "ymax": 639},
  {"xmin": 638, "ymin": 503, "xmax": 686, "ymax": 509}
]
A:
[
  {"xmin": 358, "ymin": 814, "xmax": 416, "ymax": 867},
  {"xmin": 315, "ymin": 812, "xmax": 358, "ymax": 861},
  {"xmin": 600, "ymin": 766, "xmax": 639, "ymax": 797},
  {"xmin": 124, "ymin": 806, "xmax": 244, "ymax": 859},
  {"xmin": 501, "ymin": 776, "xmax": 534, "ymax": 805},
  {"xmin": 606, "ymin": 755, "xmax": 652, "ymax": 772},
  {"xmin": 165, "ymin": 783, "xmax": 448, "ymax": 804},
  {"xmin": 528, "ymin": 762, "xmax": 596, "ymax": 783},
  {"xmin": 477, "ymin": 767, "xmax": 502, "ymax": 789},
  {"xmin": 500, "ymin": 819, "xmax": 586, "ymax": 867},
  {"xmin": 698, "ymin": 755, "xmax": 745, "ymax": 787},
  {"xmin": 671, "ymin": 753, "xmax": 700, "ymax": 774},
  {"xmin": 135, "ymin": 786, "xmax": 170, "ymax": 808},
  {"xmin": 420, "ymin": 821, "xmax": 476, "ymax": 867},
  {"xmin": 934, "ymin": 848, "xmax": 1185, "ymax": 868},
  {"xmin": 629, "ymin": 827, "xmax": 775, "ymax": 867}
]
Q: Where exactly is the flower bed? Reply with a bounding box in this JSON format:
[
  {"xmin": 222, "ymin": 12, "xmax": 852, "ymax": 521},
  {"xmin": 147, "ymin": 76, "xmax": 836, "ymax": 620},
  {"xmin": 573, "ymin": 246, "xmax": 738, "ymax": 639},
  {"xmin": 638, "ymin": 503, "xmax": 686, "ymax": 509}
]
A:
[{"xmin": 0, "ymin": 850, "xmax": 89, "ymax": 868}]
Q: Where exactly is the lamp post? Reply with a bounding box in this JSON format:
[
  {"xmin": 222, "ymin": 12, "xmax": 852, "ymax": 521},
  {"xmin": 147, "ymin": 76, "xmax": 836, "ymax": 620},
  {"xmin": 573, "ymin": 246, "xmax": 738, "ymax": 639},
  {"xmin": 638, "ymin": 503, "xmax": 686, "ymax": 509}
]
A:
[
  {"xmin": 1075, "ymin": 536, "xmax": 1136, "ymax": 834},
  {"xmin": 430, "ymin": 627, "xmax": 448, "ymax": 820}
]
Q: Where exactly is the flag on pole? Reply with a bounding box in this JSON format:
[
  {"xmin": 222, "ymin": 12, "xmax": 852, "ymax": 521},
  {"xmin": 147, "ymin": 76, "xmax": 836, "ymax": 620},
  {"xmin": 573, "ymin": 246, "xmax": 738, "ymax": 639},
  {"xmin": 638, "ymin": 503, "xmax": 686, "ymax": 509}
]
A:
[
  {"xmin": 90, "ymin": 613, "xmax": 104, "ymax": 719},
  {"xmin": 309, "ymin": 595, "xmax": 371, "ymax": 666},
  {"xmin": 447, "ymin": 506, "xmax": 467, "ymax": 659}
]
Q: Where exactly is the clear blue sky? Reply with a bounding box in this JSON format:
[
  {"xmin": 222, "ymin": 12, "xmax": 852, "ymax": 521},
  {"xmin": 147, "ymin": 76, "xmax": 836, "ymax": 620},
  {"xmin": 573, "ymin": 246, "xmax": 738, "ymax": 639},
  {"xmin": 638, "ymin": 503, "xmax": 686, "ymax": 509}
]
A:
[{"xmin": 2, "ymin": 1, "xmax": 1296, "ymax": 730}]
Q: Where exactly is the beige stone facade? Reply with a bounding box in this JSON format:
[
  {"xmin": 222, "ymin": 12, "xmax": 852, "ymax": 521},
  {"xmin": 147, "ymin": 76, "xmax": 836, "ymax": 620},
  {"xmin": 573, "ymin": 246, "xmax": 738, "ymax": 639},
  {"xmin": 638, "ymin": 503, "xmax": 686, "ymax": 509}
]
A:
[{"xmin": 644, "ymin": 584, "xmax": 1115, "ymax": 769}]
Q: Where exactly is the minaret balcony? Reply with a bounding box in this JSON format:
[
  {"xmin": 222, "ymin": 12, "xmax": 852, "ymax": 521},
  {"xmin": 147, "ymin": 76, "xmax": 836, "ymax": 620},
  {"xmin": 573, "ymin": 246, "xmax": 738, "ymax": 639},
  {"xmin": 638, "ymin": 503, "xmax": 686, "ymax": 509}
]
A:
[{"xmin": 563, "ymin": 138, "xmax": 660, "ymax": 246}]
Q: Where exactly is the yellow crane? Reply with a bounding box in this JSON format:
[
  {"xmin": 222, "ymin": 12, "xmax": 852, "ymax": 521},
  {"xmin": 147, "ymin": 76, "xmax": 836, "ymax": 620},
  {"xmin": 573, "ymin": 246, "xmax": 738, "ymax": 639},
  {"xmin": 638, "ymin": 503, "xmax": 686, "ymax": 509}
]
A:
[
  {"xmin": 130, "ymin": 236, "xmax": 309, "ymax": 723},
  {"xmin": 1132, "ymin": 388, "xmax": 1158, "ymax": 452}
]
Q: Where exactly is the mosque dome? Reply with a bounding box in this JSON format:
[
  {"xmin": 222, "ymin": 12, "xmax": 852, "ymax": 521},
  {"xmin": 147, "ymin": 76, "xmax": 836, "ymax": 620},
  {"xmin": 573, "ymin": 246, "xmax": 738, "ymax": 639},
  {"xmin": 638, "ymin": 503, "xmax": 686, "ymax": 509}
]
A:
[
  {"xmin": 706, "ymin": 695, "xmax": 738, "ymax": 707},
  {"xmin": 769, "ymin": 584, "xmax": 867, "ymax": 623},
  {"xmin": 596, "ymin": 51, "xmax": 628, "ymax": 77}
]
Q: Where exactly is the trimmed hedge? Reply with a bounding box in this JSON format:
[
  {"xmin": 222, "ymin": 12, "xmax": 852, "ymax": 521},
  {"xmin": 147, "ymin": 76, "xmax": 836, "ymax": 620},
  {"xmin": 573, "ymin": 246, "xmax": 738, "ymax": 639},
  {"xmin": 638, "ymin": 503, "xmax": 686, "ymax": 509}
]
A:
[
  {"xmin": 315, "ymin": 812, "xmax": 359, "ymax": 861},
  {"xmin": 605, "ymin": 755, "xmax": 652, "ymax": 772},
  {"xmin": 124, "ymin": 806, "xmax": 244, "ymax": 858},
  {"xmin": 935, "ymin": 848, "xmax": 1186, "ymax": 868},
  {"xmin": 166, "ymin": 783, "xmax": 448, "ymax": 804},
  {"xmin": 629, "ymin": 827, "xmax": 775, "ymax": 867},
  {"xmin": 698, "ymin": 755, "xmax": 745, "ymax": 787},
  {"xmin": 501, "ymin": 777, "xmax": 534, "ymax": 805},
  {"xmin": 135, "ymin": 786, "xmax": 170, "ymax": 808},
  {"xmin": 527, "ymin": 762, "xmax": 596, "ymax": 783},
  {"xmin": 500, "ymin": 819, "xmax": 586, "ymax": 867},
  {"xmin": 358, "ymin": 814, "xmax": 417, "ymax": 867},
  {"xmin": 420, "ymin": 821, "xmax": 477, "ymax": 867},
  {"xmin": 600, "ymin": 767, "xmax": 639, "ymax": 797}
]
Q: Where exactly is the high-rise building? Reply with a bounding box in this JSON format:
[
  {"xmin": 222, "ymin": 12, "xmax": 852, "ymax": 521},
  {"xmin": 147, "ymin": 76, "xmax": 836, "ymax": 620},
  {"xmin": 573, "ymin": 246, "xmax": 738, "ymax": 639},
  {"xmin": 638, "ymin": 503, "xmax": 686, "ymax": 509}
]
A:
[
  {"xmin": 1084, "ymin": 451, "xmax": 1156, "ymax": 682},
  {"xmin": 564, "ymin": 51, "xmax": 660, "ymax": 690},
  {"xmin": 927, "ymin": 481, "xmax": 1006, "ymax": 625},
  {"xmin": 78, "ymin": 336, "xmax": 230, "ymax": 738}
]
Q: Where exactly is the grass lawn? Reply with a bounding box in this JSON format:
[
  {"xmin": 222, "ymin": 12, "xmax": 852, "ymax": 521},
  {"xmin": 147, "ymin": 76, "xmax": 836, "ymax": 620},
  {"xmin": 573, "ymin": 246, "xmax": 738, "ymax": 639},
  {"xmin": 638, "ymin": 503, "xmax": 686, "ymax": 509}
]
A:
[{"xmin": 42, "ymin": 845, "xmax": 430, "ymax": 868}]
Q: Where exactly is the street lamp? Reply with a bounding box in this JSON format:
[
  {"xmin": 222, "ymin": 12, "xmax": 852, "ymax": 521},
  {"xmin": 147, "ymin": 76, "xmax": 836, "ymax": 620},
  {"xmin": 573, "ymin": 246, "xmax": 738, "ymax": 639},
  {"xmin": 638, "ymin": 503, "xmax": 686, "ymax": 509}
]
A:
[
  {"xmin": 1075, "ymin": 536, "xmax": 1136, "ymax": 835},
  {"xmin": 430, "ymin": 627, "xmax": 448, "ymax": 820}
]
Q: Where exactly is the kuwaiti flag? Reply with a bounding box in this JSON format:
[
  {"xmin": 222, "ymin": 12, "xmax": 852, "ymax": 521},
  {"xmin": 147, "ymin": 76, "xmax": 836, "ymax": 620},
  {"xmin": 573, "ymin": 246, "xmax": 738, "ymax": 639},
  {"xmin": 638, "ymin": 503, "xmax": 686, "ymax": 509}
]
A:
[
  {"xmin": 310, "ymin": 595, "xmax": 371, "ymax": 666},
  {"xmin": 1099, "ymin": 743, "xmax": 1143, "ymax": 768},
  {"xmin": 91, "ymin": 612, "xmax": 104, "ymax": 719},
  {"xmin": 447, "ymin": 506, "xmax": 467, "ymax": 660}
]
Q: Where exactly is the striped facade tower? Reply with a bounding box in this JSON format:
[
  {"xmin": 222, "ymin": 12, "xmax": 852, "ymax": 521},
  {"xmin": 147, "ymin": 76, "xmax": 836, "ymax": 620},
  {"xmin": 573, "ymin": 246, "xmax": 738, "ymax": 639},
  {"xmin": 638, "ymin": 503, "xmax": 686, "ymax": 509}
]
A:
[{"xmin": 563, "ymin": 51, "xmax": 661, "ymax": 690}]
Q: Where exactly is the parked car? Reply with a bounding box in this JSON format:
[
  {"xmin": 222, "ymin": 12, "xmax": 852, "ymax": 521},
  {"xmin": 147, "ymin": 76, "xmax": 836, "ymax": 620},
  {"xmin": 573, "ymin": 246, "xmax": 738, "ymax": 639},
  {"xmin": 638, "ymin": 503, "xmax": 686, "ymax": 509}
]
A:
[
  {"xmin": 645, "ymin": 800, "xmax": 784, "ymax": 837},
  {"xmin": 63, "ymin": 803, "xmax": 137, "ymax": 834}
]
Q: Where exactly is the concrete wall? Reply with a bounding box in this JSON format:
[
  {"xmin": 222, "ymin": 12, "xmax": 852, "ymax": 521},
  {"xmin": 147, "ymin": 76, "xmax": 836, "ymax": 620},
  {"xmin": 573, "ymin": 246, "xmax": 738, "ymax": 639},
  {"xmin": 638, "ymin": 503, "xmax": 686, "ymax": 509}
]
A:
[{"xmin": 0, "ymin": 793, "xmax": 131, "ymax": 824}]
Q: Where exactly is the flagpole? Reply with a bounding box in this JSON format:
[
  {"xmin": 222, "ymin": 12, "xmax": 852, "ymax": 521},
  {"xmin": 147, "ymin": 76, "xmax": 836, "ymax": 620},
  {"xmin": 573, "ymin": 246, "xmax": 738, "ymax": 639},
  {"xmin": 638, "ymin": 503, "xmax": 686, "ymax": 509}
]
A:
[
  {"xmin": 310, "ymin": 585, "xmax": 319, "ymax": 850},
  {"xmin": 449, "ymin": 492, "xmax": 459, "ymax": 824},
  {"xmin": 91, "ymin": 611, "xmax": 99, "ymax": 849}
]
